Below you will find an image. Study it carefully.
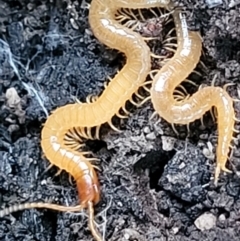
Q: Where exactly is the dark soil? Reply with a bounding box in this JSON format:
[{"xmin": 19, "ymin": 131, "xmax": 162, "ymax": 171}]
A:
[{"xmin": 1, "ymin": 0, "xmax": 240, "ymax": 241}]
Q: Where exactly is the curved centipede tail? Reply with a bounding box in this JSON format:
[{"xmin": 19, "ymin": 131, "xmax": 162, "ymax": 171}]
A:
[{"xmin": 0, "ymin": 202, "xmax": 83, "ymax": 218}]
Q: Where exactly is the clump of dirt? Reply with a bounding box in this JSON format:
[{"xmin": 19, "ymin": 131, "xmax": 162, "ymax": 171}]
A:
[{"xmin": 0, "ymin": 0, "xmax": 240, "ymax": 241}]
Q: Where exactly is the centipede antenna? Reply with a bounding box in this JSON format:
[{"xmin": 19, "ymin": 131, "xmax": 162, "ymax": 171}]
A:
[
  {"xmin": 0, "ymin": 202, "xmax": 83, "ymax": 218},
  {"xmin": 87, "ymin": 201, "xmax": 103, "ymax": 241}
]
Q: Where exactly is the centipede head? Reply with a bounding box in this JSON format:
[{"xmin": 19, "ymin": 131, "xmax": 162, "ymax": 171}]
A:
[{"xmin": 76, "ymin": 167, "xmax": 100, "ymax": 208}]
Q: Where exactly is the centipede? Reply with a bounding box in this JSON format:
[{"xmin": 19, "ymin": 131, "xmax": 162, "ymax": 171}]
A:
[
  {"xmin": 149, "ymin": 1, "xmax": 237, "ymax": 184},
  {"xmin": 0, "ymin": 1, "xmax": 174, "ymax": 241},
  {"xmin": 2, "ymin": 0, "xmax": 237, "ymax": 240}
]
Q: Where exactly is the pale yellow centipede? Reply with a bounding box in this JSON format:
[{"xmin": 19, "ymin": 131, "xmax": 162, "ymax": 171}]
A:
[{"xmin": 150, "ymin": 1, "xmax": 236, "ymax": 184}]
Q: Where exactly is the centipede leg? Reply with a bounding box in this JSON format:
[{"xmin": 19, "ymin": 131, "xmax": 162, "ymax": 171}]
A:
[
  {"xmin": 150, "ymin": 53, "xmax": 168, "ymax": 59},
  {"xmin": 192, "ymin": 70, "xmax": 202, "ymax": 77},
  {"xmin": 232, "ymin": 98, "xmax": 240, "ymax": 102},
  {"xmin": 214, "ymin": 164, "xmax": 232, "ymax": 186},
  {"xmin": 134, "ymin": 91, "xmax": 145, "ymax": 100},
  {"xmin": 233, "ymin": 127, "xmax": 240, "ymax": 134},
  {"xmin": 55, "ymin": 169, "xmax": 63, "ymax": 177},
  {"xmin": 129, "ymin": 97, "xmax": 141, "ymax": 107},
  {"xmin": 150, "ymin": 111, "xmax": 158, "ymax": 120},
  {"xmin": 68, "ymin": 175, "xmax": 74, "ymax": 185},
  {"xmin": 164, "ymin": 46, "xmax": 176, "ymax": 53},
  {"xmin": 87, "ymin": 201, "xmax": 103, "ymax": 241},
  {"xmin": 200, "ymin": 116, "xmax": 205, "ymax": 128},
  {"xmin": 121, "ymin": 105, "xmax": 130, "ymax": 115},
  {"xmin": 184, "ymin": 79, "xmax": 198, "ymax": 87},
  {"xmin": 138, "ymin": 96, "xmax": 151, "ymax": 106},
  {"xmin": 116, "ymin": 112, "xmax": 128, "ymax": 119},
  {"xmin": 223, "ymin": 82, "xmax": 236, "ymax": 91},
  {"xmin": 234, "ymin": 116, "xmax": 240, "ymax": 122},
  {"xmin": 210, "ymin": 107, "xmax": 217, "ymax": 122},
  {"xmin": 171, "ymin": 123, "xmax": 179, "ymax": 137},
  {"xmin": 137, "ymin": 8, "xmax": 145, "ymax": 21},
  {"xmin": 107, "ymin": 119, "xmax": 122, "ymax": 133},
  {"xmin": 199, "ymin": 60, "xmax": 208, "ymax": 70},
  {"xmin": 162, "ymin": 36, "xmax": 177, "ymax": 44},
  {"xmin": 142, "ymin": 85, "xmax": 151, "ymax": 93},
  {"xmin": 95, "ymin": 125, "xmax": 101, "ymax": 140}
]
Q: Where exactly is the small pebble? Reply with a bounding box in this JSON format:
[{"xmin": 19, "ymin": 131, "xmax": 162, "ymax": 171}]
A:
[
  {"xmin": 146, "ymin": 132, "xmax": 156, "ymax": 140},
  {"xmin": 194, "ymin": 213, "xmax": 217, "ymax": 231}
]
